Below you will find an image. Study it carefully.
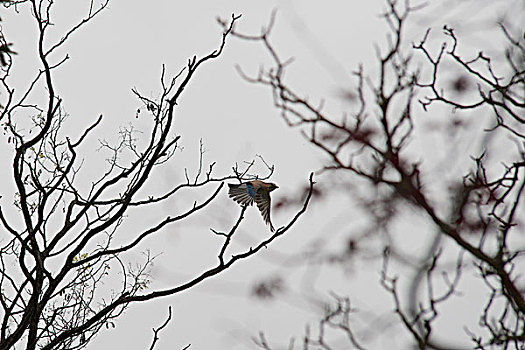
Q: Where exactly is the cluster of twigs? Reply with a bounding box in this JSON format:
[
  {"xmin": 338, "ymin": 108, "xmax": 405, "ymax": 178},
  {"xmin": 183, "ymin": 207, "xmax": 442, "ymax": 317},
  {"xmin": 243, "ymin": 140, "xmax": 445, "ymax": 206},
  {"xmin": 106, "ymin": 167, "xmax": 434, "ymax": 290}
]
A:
[
  {"xmin": 0, "ymin": 2, "xmax": 314, "ymax": 349},
  {"xmin": 227, "ymin": 0, "xmax": 524, "ymax": 348}
]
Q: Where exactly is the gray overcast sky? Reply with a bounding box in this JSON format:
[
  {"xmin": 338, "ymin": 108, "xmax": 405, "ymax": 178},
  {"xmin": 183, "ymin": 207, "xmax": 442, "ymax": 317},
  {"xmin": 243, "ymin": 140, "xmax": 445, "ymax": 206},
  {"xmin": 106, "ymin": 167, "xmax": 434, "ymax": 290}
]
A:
[{"xmin": 2, "ymin": 0, "xmax": 521, "ymax": 349}]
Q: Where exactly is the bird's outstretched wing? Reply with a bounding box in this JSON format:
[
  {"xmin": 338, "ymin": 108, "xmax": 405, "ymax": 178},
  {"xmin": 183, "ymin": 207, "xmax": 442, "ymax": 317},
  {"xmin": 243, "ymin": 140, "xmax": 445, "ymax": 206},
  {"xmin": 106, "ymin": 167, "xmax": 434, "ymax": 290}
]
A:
[
  {"xmin": 255, "ymin": 189, "xmax": 275, "ymax": 232},
  {"xmin": 228, "ymin": 183, "xmax": 255, "ymax": 206}
]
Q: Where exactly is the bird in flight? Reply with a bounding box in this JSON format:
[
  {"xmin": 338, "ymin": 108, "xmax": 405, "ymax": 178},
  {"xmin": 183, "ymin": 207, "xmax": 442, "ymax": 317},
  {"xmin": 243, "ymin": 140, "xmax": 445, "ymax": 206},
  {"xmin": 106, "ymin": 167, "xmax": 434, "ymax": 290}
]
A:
[{"xmin": 228, "ymin": 180, "xmax": 279, "ymax": 232}]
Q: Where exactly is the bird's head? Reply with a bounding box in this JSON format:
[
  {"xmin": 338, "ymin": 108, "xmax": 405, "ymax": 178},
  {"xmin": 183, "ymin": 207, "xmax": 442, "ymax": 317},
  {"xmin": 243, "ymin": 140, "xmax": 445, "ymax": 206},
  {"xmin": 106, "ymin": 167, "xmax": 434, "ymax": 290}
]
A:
[{"xmin": 268, "ymin": 183, "xmax": 279, "ymax": 192}]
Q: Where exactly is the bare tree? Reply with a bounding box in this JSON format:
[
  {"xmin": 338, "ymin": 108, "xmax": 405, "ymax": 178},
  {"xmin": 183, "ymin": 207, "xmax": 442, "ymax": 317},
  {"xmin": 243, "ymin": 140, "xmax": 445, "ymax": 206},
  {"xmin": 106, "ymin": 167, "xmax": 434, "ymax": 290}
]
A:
[
  {"xmin": 0, "ymin": 1, "xmax": 314, "ymax": 349},
  {"xmin": 228, "ymin": 0, "xmax": 524, "ymax": 348}
]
